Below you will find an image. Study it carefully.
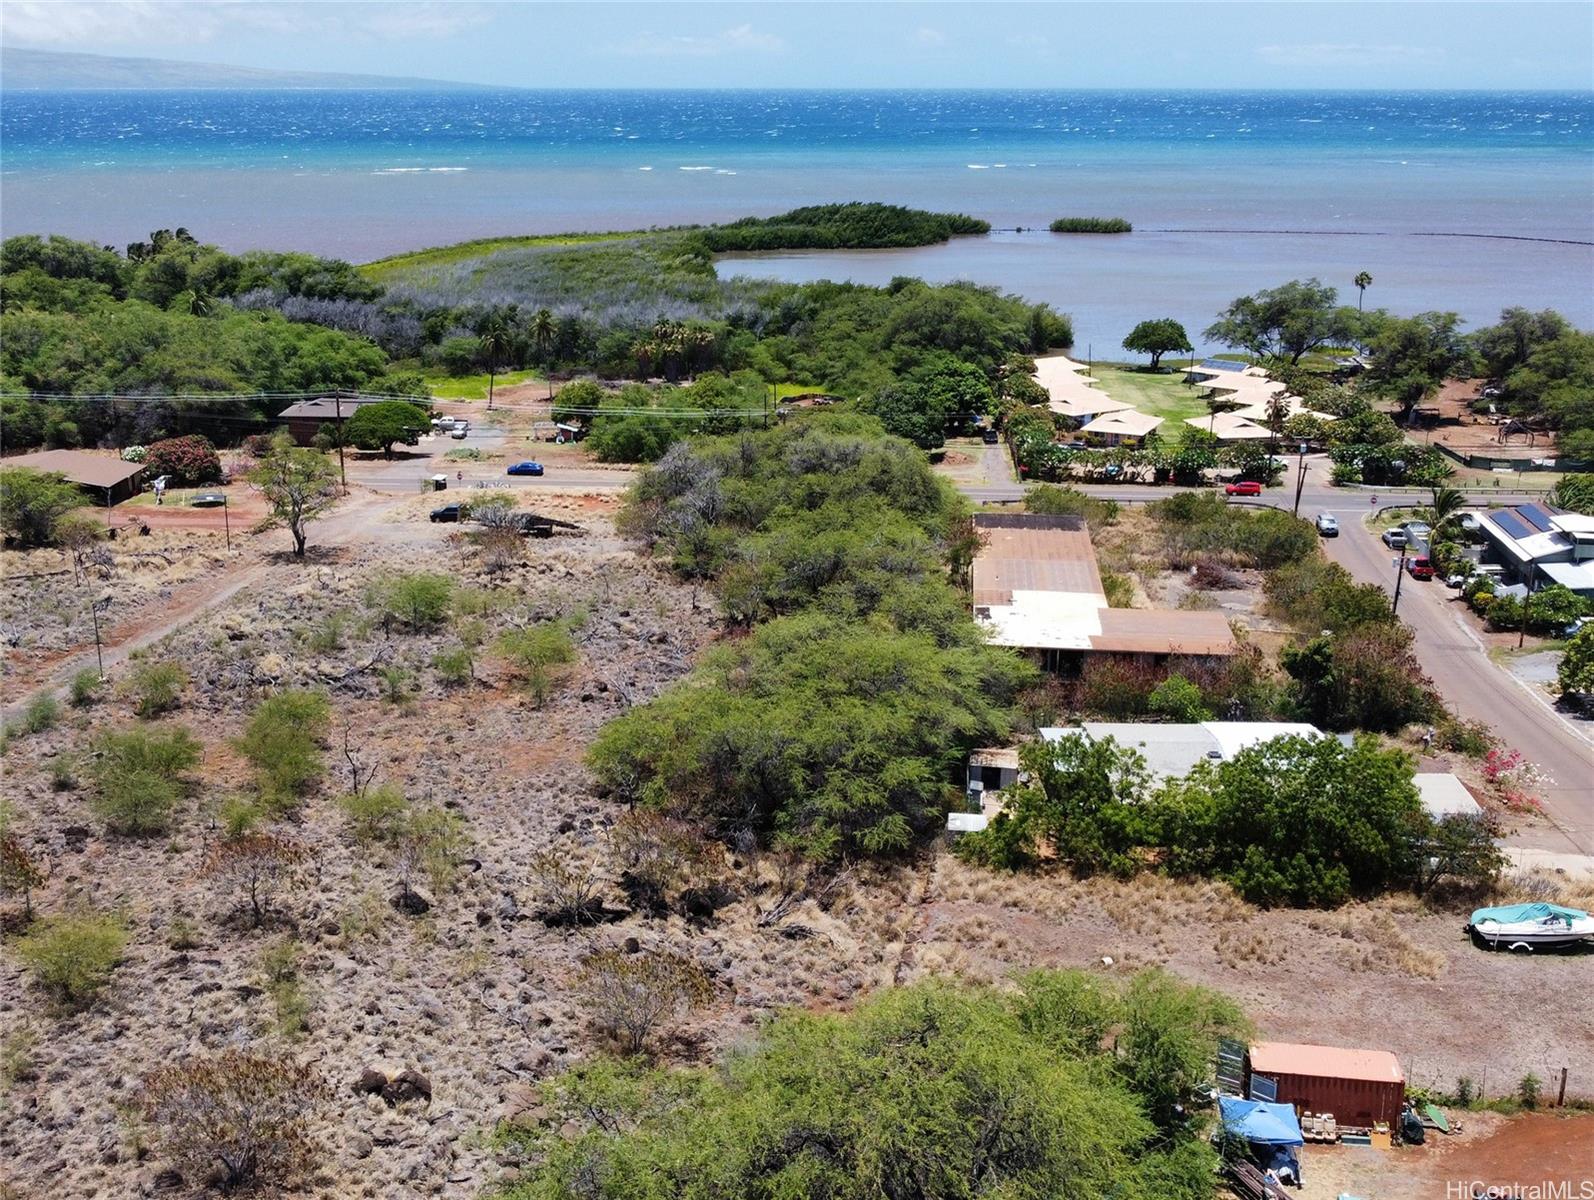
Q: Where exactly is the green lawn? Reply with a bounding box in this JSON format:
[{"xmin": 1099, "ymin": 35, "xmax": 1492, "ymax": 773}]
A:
[
  {"xmin": 1089, "ymin": 364, "xmax": 1210, "ymax": 425},
  {"xmin": 422, "ymin": 368, "xmax": 544, "ymax": 401}
]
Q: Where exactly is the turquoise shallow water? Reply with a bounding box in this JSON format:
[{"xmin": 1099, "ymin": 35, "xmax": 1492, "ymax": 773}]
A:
[{"xmin": 3, "ymin": 88, "xmax": 1590, "ymax": 347}]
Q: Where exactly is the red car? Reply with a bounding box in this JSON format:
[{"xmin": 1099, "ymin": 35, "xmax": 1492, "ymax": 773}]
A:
[
  {"xmin": 1407, "ymin": 556, "xmax": 1435, "ymax": 580},
  {"xmin": 1224, "ymin": 481, "xmax": 1263, "ymax": 496}
]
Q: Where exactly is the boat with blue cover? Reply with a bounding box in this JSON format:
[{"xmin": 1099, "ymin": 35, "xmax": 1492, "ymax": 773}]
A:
[{"xmin": 1466, "ymin": 902, "xmax": 1594, "ymax": 950}]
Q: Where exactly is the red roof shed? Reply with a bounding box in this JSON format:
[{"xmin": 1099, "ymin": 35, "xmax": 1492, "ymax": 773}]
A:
[{"xmin": 1246, "ymin": 1041, "xmax": 1405, "ymax": 1129}]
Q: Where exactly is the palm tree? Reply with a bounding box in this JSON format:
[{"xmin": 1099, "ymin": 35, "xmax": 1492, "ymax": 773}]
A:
[
  {"xmin": 1354, "ymin": 271, "xmax": 1373, "ymax": 311},
  {"xmin": 1264, "ymin": 393, "xmax": 1291, "ymax": 453},
  {"xmin": 1420, "ymin": 484, "xmax": 1468, "ymax": 541},
  {"xmin": 478, "ymin": 318, "xmax": 511, "ymax": 412},
  {"xmin": 529, "ymin": 308, "xmax": 556, "ymax": 399},
  {"xmin": 1205, "ymin": 394, "xmax": 1243, "ymax": 438}
]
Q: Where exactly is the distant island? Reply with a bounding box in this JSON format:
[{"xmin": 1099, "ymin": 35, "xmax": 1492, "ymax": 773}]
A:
[{"xmin": 0, "ymin": 47, "xmax": 493, "ymax": 91}]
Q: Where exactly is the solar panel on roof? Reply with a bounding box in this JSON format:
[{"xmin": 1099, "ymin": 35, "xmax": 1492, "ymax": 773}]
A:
[
  {"xmin": 1200, "ymin": 358, "xmax": 1247, "ymax": 372},
  {"xmin": 1491, "ymin": 510, "xmax": 1534, "ymax": 540},
  {"xmin": 1518, "ymin": 503, "xmax": 1556, "ymax": 532}
]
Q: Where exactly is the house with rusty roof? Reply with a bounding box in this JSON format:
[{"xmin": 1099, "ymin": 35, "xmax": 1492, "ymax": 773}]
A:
[{"xmin": 970, "ymin": 512, "xmax": 1236, "ymax": 671}]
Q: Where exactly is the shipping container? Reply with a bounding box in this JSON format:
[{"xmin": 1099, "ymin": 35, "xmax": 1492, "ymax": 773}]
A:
[{"xmin": 1246, "ymin": 1042, "xmax": 1405, "ymax": 1129}]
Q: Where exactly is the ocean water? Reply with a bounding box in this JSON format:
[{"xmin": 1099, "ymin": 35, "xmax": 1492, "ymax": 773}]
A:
[{"xmin": 3, "ymin": 89, "xmax": 1591, "ymax": 351}]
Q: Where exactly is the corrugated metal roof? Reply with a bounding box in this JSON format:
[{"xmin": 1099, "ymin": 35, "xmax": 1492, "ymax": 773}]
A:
[
  {"xmin": 1092, "ymin": 608, "xmax": 1236, "ymax": 656},
  {"xmin": 1250, "ymin": 1042, "xmax": 1404, "ymax": 1084},
  {"xmin": 971, "ymin": 518, "xmax": 1104, "ymax": 608},
  {"xmin": 3, "ymin": 449, "xmax": 146, "ymax": 489}
]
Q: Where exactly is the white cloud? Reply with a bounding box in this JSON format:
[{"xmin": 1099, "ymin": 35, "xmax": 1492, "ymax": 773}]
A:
[
  {"xmin": 611, "ymin": 24, "xmax": 785, "ymax": 58},
  {"xmin": 914, "ymin": 27, "xmax": 947, "ymax": 48},
  {"xmin": 1256, "ymin": 43, "xmax": 1446, "ymax": 68},
  {"xmin": 1, "ymin": 0, "xmax": 217, "ymax": 46},
  {"xmin": 0, "ymin": 2, "xmax": 489, "ymax": 48}
]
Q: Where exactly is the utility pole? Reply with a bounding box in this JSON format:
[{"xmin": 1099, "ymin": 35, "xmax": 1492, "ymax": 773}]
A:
[
  {"xmin": 222, "ymin": 494, "xmax": 231, "ymax": 552},
  {"xmin": 89, "ymin": 596, "xmax": 105, "ymax": 679},
  {"xmin": 1292, "ymin": 442, "xmax": 1309, "ymax": 517},
  {"xmin": 1519, "ymin": 586, "xmax": 1532, "ymax": 649},
  {"xmin": 334, "ymin": 392, "xmax": 347, "ymax": 492},
  {"xmin": 1391, "ymin": 550, "xmax": 1409, "ymax": 617}
]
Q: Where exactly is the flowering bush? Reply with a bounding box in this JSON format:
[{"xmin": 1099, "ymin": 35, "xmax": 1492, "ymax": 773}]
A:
[
  {"xmin": 1481, "ymin": 747, "xmax": 1547, "ymax": 812},
  {"xmin": 121, "ymin": 444, "xmax": 147, "ymax": 463},
  {"xmin": 143, "ymin": 435, "xmax": 221, "ymax": 486},
  {"xmin": 242, "ymin": 433, "xmax": 276, "ymax": 458}
]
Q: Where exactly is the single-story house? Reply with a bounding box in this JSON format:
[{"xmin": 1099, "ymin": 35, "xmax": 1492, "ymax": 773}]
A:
[
  {"xmin": 278, "ymin": 395, "xmax": 400, "ymax": 446},
  {"xmin": 1184, "ymin": 412, "xmax": 1274, "ymax": 443},
  {"xmin": 3, "ymin": 448, "xmax": 147, "ymax": 506},
  {"xmin": 1413, "ymin": 773, "xmax": 1484, "ymax": 819},
  {"xmin": 1475, "ymin": 502, "xmax": 1594, "ymax": 597},
  {"xmin": 1078, "ymin": 408, "xmax": 1163, "ymax": 447},
  {"xmin": 1246, "ymin": 1041, "xmax": 1405, "ymax": 1130},
  {"xmin": 971, "ymin": 513, "xmax": 1236, "ymax": 670},
  {"xmin": 1040, "ymin": 721, "xmax": 1330, "ymax": 779}
]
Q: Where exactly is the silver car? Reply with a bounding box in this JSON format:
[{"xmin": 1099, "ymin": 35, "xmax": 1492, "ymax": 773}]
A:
[{"xmin": 1315, "ymin": 514, "xmax": 1339, "ymax": 537}]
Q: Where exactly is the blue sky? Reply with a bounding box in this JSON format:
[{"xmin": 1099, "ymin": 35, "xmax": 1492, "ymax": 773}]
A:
[{"xmin": 3, "ymin": 1, "xmax": 1591, "ymax": 89}]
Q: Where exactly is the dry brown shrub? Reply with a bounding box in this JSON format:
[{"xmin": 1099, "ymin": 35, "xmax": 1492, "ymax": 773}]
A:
[
  {"xmin": 139, "ymin": 1052, "xmax": 328, "ymax": 1192},
  {"xmin": 201, "ymin": 834, "xmax": 306, "ymax": 928},
  {"xmin": 527, "ymin": 848, "xmax": 604, "ymax": 926},
  {"xmin": 576, "ymin": 947, "xmax": 711, "ymax": 1055},
  {"xmin": 609, "ymin": 810, "xmax": 724, "ymax": 915},
  {"xmin": 1307, "ymin": 907, "xmax": 1446, "ymax": 979}
]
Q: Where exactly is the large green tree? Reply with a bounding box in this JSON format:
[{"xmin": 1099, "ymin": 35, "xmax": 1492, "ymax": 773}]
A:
[
  {"xmin": 1157, "ymin": 734, "xmax": 1424, "ymax": 906},
  {"xmin": 343, "ymin": 400, "xmax": 429, "ymax": 458},
  {"xmin": 248, "ymin": 437, "xmax": 340, "ymax": 556},
  {"xmin": 512, "ymin": 970, "xmax": 1244, "ymax": 1200},
  {"xmin": 1364, "ymin": 311, "xmax": 1476, "ymax": 424},
  {"xmin": 1121, "ymin": 318, "xmax": 1193, "ymax": 369},
  {"xmin": 588, "ymin": 611, "xmax": 1031, "ymax": 859},
  {"xmin": 1558, "ymin": 625, "xmax": 1594, "ymax": 697},
  {"xmin": 1204, "ymin": 279, "xmax": 1357, "ymax": 365},
  {"xmin": 960, "ymin": 733, "xmax": 1152, "ymax": 875}
]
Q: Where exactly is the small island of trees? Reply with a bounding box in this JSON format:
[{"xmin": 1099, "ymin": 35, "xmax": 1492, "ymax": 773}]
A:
[{"xmin": 1050, "ymin": 217, "xmax": 1133, "ymax": 234}]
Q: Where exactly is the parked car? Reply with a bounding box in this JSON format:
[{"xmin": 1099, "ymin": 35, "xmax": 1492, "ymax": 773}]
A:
[
  {"xmin": 1382, "ymin": 528, "xmax": 1409, "ymax": 549},
  {"xmin": 1224, "ymin": 481, "xmax": 1263, "ymax": 496},
  {"xmin": 1445, "ymin": 572, "xmax": 1469, "ymax": 588},
  {"xmin": 190, "ymin": 492, "xmax": 226, "ymax": 508},
  {"xmin": 1407, "ymin": 556, "xmax": 1435, "ymax": 580},
  {"xmin": 451, "ymin": 427, "xmax": 468, "ymax": 440},
  {"xmin": 1315, "ymin": 514, "xmax": 1339, "ymax": 537},
  {"xmin": 430, "ymin": 503, "xmax": 464, "ymax": 523},
  {"xmin": 982, "ymin": 428, "xmax": 1000, "ymax": 444},
  {"xmin": 507, "ymin": 461, "xmax": 545, "ymax": 476}
]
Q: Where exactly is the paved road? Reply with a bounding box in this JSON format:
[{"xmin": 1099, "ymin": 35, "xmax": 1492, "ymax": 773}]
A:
[{"xmin": 955, "ymin": 464, "xmax": 1594, "ymax": 852}]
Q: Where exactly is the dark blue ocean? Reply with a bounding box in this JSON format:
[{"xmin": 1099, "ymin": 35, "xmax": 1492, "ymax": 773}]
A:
[{"xmin": 3, "ymin": 89, "xmax": 1591, "ymax": 349}]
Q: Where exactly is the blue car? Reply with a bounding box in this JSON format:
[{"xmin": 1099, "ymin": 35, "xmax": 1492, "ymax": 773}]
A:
[{"xmin": 506, "ymin": 461, "xmax": 545, "ymax": 477}]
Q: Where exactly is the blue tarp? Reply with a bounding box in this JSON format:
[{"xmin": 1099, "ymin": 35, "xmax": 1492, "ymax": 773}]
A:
[
  {"xmin": 1219, "ymin": 1097, "xmax": 1305, "ymax": 1146},
  {"xmin": 1469, "ymin": 902, "xmax": 1588, "ymax": 926}
]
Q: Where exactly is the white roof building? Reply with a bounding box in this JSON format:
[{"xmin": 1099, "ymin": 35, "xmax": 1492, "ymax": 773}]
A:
[{"xmin": 1039, "ymin": 721, "xmax": 1332, "ymax": 779}]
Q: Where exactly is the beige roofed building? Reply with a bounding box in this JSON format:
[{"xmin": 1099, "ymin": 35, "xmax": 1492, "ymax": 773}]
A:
[
  {"xmin": 3, "ymin": 449, "xmax": 147, "ymax": 505},
  {"xmin": 971, "ymin": 513, "xmax": 1236, "ymax": 668}
]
